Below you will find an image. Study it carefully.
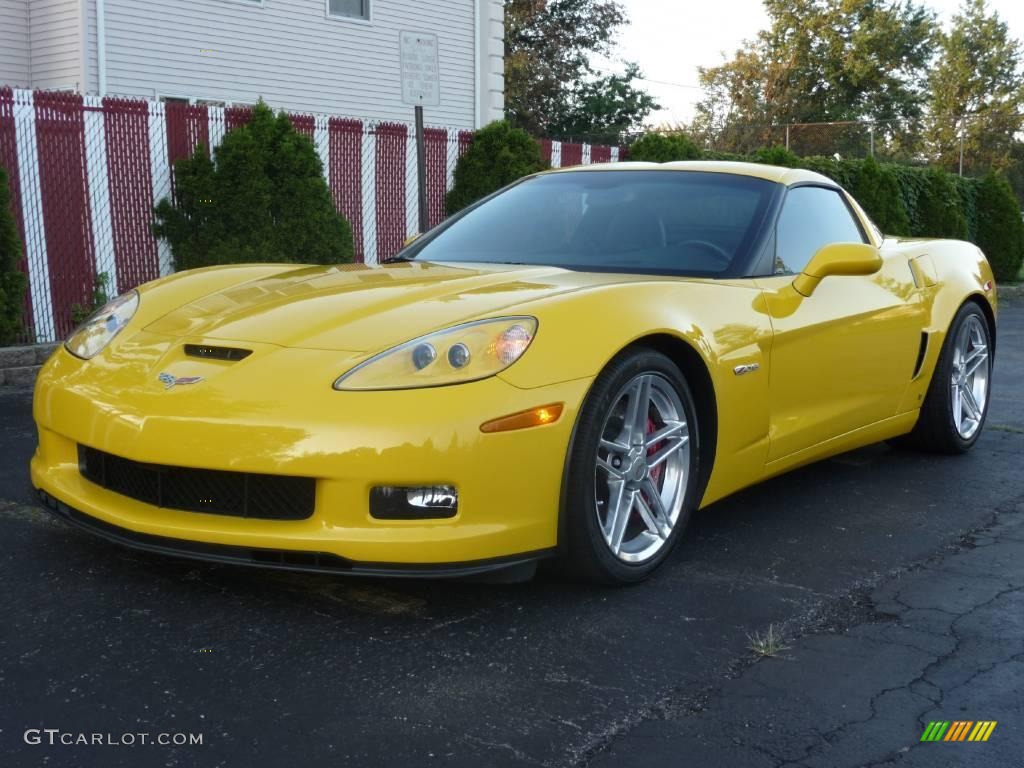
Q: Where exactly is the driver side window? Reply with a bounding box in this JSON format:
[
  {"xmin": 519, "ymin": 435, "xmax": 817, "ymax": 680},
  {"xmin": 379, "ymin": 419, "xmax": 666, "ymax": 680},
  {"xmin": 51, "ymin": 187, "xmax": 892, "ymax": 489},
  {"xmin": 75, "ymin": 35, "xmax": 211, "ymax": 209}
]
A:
[{"xmin": 774, "ymin": 187, "xmax": 866, "ymax": 274}]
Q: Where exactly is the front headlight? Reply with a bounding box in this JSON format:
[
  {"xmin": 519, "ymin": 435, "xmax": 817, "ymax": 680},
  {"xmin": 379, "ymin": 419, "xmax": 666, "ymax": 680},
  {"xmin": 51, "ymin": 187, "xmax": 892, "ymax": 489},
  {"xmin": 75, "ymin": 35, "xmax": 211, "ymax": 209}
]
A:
[
  {"xmin": 334, "ymin": 316, "xmax": 538, "ymax": 391},
  {"xmin": 64, "ymin": 291, "xmax": 140, "ymax": 360}
]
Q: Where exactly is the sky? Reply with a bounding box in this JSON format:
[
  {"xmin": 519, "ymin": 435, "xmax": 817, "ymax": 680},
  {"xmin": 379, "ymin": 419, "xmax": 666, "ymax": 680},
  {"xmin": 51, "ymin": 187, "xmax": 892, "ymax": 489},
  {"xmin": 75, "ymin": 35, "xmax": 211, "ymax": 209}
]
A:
[{"xmin": 614, "ymin": 0, "xmax": 1024, "ymax": 126}]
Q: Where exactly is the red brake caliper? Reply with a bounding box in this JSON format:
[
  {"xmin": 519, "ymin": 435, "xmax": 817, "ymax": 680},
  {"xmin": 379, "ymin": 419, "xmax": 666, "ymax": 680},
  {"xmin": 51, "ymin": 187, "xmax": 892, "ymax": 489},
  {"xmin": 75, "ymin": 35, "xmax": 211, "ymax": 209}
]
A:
[{"xmin": 646, "ymin": 417, "xmax": 664, "ymax": 487}]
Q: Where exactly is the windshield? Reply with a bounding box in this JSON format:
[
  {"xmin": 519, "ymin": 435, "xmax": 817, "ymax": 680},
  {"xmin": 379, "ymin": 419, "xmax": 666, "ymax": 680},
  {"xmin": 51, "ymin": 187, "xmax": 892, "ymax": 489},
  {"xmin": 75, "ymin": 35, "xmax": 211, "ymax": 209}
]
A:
[{"xmin": 408, "ymin": 170, "xmax": 780, "ymax": 276}]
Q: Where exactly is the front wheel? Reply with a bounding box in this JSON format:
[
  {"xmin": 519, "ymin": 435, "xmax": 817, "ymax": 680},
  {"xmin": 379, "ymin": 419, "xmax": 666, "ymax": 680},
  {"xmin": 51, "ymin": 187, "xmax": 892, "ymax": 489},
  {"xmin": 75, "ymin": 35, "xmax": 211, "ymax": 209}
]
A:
[
  {"xmin": 559, "ymin": 349, "xmax": 701, "ymax": 584},
  {"xmin": 899, "ymin": 302, "xmax": 992, "ymax": 453}
]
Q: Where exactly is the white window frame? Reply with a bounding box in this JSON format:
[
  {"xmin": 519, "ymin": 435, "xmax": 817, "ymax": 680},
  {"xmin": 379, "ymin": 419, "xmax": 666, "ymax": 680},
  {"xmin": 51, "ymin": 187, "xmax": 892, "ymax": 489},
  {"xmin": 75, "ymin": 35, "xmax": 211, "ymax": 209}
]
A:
[
  {"xmin": 325, "ymin": 0, "xmax": 372, "ymax": 25},
  {"xmin": 157, "ymin": 94, "xmax": 193, "ymax": 105}
]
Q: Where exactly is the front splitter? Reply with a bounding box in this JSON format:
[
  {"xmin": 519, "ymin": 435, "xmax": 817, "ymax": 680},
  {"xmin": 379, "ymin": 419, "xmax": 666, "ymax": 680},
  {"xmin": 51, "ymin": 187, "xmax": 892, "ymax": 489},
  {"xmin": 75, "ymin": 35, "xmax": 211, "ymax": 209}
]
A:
[{"xmin": 36, "ymin": 488, "xmax": 553, "ymax": 583}]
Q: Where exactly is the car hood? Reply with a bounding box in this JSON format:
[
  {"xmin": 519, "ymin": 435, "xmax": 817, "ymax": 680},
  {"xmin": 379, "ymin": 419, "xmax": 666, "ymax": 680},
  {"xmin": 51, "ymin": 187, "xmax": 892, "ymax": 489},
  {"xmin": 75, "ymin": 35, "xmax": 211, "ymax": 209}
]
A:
[{"xmin": 143, "ymin": 261, "xmax": 639, "ymax": 352}]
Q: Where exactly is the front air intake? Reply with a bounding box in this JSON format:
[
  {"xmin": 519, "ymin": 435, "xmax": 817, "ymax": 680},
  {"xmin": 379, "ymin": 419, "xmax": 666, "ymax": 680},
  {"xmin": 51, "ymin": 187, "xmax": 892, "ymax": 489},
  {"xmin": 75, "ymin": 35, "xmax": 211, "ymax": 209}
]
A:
[{"xmin": 78, "ymin": 446, "xmax": 315, "ymax": 520}]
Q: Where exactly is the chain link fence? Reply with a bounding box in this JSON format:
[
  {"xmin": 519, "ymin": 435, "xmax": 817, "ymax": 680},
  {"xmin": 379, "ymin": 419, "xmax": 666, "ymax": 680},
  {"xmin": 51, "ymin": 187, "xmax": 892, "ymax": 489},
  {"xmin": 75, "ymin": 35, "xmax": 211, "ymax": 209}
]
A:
[
  {"xmin": 690, "ymin": 114, "xmax": 1024, "ymax": 177},
  {"xmin": 0, "ymin": 87, "xmax": 623, "ymax": 345}
]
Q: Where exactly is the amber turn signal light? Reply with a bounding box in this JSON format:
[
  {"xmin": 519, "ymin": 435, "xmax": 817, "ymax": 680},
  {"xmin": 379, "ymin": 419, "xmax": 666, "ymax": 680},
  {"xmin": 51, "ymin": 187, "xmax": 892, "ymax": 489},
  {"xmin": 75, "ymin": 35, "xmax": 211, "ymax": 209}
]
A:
[{"xmin": 480, "ymin": 403, "xmax": 564, "ymax": 433}]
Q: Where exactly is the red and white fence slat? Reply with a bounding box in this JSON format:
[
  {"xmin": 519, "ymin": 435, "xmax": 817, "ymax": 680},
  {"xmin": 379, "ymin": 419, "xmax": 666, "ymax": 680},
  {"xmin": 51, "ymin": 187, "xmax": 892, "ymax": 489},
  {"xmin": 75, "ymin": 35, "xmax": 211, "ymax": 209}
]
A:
[{"xmin": 0, "ymin": 88, "xmax": 622, "ymax": 344}]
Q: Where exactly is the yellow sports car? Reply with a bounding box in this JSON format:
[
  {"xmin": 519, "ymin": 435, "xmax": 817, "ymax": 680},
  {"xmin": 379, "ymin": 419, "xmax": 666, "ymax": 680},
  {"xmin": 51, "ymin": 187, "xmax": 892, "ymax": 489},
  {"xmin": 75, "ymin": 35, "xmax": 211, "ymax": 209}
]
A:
[{"xmin": 32, "ymin": 161, "xmax": 997, "ymax": 584}]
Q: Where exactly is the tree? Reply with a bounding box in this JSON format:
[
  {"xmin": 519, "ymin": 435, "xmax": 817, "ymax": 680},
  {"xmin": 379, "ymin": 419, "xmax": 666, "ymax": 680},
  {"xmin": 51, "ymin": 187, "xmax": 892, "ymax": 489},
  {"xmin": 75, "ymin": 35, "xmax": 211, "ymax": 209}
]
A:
[
  {"xmin": 504, "ymin": 0, "xmax": 657, "ymax": 138},
  {"xmin": 445, "ymin": 121, "xmax": 547, "ymax": 214},
  {"xmin": 547, "ymin": 63, "xmax": 659, "ymax": 144},
  {"xmin": 692, "ymin": 0, "xmax": 936, "ymax": 155},
  {"xmin": 925, "ymin": 0, "xmax": 1024, "ymax": 174},
  {"xmin": 153, "ymin": 101, "xmax": 353, "ymax": 271},
  {"xmin": 0, "ymin": 165, "xmax": 28, "ymax": 345}
]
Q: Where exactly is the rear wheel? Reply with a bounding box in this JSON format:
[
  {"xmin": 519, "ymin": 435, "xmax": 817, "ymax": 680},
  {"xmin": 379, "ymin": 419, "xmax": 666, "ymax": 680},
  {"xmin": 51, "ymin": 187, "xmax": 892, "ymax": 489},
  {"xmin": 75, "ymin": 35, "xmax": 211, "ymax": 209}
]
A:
[
  {"xmin": 898, "ymin": 302, "xmax": 992, "ymax": 453},
  {"xmin": 560, "ymin": 349, "xmax": 701, "ymax": 584}
]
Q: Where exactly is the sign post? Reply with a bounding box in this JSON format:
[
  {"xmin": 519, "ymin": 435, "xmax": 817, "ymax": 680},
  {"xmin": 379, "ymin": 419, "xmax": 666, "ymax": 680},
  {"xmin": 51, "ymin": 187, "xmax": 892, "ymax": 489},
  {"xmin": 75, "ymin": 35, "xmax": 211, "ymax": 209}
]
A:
[
  {"xmin": 414, "ymin": 105, "xmax": 428, "ymax": 234},
  {"xmin": 400, "ymin": 31, "xmax": 440, "ymax": 235}
]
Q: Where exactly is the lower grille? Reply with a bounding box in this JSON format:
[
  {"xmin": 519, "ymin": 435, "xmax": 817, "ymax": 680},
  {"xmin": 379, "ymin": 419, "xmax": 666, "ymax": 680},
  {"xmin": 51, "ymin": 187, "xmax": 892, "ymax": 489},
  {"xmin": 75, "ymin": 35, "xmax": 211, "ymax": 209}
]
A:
[{"xmin": 78, "ymin": 446, "xmax": 315, "ymax": 520}]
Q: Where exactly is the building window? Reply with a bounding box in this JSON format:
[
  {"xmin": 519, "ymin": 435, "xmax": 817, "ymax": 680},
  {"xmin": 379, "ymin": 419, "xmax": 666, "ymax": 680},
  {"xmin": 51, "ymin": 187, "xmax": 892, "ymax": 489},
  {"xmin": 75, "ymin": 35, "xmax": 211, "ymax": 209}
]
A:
[
  {"xmin": 327, "ymin": 0, "xmax": 370, "ymax": 21},
  {"xmin": 159, "ymin": 95, "xmax": 252, "ymax": 108}
]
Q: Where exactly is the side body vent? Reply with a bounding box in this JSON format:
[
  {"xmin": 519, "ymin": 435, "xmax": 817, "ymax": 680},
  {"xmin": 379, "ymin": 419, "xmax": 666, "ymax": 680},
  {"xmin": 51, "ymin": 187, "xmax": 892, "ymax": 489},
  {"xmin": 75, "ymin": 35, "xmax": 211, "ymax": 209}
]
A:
[
  {"xmin": 912, "ymin": 332, "xmax": 929, "ymax": 379},
  {"xmin": 183, "ymin": 344, "xmax": 252, "ymax": 362}
]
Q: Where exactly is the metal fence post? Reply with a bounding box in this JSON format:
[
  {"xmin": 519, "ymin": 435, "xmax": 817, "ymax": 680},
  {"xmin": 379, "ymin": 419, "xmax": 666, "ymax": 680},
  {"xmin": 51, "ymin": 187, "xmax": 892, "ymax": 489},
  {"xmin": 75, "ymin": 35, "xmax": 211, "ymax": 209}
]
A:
[
  {"xmin": 959, "ymin": 130, "xmax": 965, "ymax": 177},
  {"xmin": 414, "ymin": 105, "xmax": 428, "ymax": 235},
  {"xmin": 83, "ymin": 94, "xmax": 117, "ymax": 297},
  {"xmin": 13, "ymin": 89, "xmax": 56, "ymax": 343},
  {"xmin": 360, "ymin": 122, "xmax": 378, "ymax": 265}
]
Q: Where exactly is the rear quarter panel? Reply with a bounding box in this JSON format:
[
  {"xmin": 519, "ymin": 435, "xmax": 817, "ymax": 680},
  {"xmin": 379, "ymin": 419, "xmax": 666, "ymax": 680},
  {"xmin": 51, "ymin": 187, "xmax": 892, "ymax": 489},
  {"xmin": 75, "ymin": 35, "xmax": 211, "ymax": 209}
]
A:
[{"xmin": 880, "ymin": 238, "xmax": 998, "ymax": 413}]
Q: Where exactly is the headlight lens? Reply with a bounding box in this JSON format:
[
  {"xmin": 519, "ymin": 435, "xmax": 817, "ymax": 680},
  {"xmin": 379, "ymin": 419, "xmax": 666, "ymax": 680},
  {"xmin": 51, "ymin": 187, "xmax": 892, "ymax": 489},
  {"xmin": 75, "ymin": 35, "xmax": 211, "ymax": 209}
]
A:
[
  {"xmin": 334, "ymin": 316, "xmax": 538, "ymax": 390},
  {"xmin": 64, "ymin": 291, "xmax": 139, "ymax": 360}
]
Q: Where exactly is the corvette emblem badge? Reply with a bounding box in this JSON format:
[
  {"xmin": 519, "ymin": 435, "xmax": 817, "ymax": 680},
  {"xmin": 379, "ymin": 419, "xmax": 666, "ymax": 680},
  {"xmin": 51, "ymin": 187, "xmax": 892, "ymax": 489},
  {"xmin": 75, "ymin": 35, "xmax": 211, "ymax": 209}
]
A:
[
  {"xmin": 733, "ymin": 363, "xmax": 760, "ymax": 376},
  {"xmin": 158, "ymin": 372, "xmax": 203, "ymax": 389}
]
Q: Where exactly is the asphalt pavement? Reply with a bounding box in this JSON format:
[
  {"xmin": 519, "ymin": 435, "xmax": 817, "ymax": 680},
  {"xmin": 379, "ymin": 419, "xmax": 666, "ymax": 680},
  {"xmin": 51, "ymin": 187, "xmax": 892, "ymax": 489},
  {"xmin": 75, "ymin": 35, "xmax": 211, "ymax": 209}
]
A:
[{"xmin": 1, "ymin": 299, "xmax": 1022, "ymax": 768}]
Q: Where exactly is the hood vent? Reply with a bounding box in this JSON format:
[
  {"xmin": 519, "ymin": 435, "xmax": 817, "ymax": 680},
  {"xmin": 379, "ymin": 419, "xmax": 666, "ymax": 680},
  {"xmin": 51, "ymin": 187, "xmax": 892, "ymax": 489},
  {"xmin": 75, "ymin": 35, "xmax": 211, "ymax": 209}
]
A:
[{"xmin": 183, "ymin": 344, "xmax": 253, "ymax": 362}]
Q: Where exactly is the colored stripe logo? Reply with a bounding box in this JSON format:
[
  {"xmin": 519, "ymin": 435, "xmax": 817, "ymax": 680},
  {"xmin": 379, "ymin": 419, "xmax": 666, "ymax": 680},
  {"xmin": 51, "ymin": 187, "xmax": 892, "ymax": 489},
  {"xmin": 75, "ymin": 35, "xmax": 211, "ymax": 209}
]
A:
[{"xmin": 921, "ymin": 721, "xmax": 997, "ymax": 742}]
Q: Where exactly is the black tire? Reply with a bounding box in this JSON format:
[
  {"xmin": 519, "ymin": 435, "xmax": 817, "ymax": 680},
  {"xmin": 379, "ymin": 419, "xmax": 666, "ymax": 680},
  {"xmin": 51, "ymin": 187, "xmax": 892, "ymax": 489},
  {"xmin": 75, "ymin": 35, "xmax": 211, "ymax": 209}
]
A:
[
  {"xmin": 559, "ymin": 349, "xmax": 702, "ymax": 585},
  {"xmin": 895, "ymin": 302, "xmax": 992, "ymax": 454}
]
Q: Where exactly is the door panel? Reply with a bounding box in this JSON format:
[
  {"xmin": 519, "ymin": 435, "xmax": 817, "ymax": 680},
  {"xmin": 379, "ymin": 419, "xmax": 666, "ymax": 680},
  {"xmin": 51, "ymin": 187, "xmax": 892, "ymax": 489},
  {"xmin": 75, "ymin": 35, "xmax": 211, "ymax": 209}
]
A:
[{"xmin": 757, "ymin": 255, "xmax": 922, "ymax": 461}]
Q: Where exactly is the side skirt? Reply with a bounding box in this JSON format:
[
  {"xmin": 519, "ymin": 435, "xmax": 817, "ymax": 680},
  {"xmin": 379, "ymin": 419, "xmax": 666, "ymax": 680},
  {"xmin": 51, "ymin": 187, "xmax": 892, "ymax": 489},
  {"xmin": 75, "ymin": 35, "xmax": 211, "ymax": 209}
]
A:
[{"xmin": 761, "ymin": 411, "xmax": 920, "ymax": 481}]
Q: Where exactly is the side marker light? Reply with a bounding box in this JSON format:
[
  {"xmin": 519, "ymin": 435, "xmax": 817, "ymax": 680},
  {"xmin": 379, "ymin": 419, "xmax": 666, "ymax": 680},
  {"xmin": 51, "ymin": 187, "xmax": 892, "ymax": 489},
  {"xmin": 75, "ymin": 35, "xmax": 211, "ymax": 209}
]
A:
[{"xmin": 480, "ymin": 403, "xmax": 564, "ymax": 433}]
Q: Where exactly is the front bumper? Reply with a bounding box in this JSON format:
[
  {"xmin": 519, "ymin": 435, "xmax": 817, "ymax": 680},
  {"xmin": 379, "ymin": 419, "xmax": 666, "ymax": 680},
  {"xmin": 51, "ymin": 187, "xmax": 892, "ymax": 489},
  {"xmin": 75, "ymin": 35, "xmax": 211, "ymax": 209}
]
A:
[{"xmin": 32, "ymin": 343, "xmax": 590, "ymax": 570}]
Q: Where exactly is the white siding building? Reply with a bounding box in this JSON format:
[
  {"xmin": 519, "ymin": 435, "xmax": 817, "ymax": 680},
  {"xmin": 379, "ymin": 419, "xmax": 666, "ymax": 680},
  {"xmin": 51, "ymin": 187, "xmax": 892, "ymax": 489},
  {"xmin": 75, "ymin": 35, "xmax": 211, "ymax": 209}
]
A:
[{"xmin": 0, "ymin": 0, "xmax": 504, "ymax": 128}]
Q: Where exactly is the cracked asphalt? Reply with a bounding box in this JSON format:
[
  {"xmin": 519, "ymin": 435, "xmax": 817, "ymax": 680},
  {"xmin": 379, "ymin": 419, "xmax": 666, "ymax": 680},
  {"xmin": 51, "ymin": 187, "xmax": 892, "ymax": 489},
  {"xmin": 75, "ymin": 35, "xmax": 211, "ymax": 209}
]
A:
[{"xmin": 0, "ymin": 299, "xmax": 1021, "ymax": 768}]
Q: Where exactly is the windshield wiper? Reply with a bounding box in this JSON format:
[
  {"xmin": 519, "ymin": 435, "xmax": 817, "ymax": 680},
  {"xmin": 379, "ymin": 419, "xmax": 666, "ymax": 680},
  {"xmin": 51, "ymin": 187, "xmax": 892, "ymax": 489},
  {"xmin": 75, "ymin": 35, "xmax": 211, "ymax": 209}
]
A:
[{"xmin": 379, "ymin": 254, "xmax": 416, "ymax": 264}]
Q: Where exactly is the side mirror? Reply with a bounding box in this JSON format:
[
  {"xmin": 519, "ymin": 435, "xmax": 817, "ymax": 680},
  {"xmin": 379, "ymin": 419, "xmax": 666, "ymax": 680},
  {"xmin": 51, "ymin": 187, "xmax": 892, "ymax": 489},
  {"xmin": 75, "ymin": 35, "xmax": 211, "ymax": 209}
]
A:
[{"xmin": 793, "ymin": 242, "xmax": 882, "ymax": 297}]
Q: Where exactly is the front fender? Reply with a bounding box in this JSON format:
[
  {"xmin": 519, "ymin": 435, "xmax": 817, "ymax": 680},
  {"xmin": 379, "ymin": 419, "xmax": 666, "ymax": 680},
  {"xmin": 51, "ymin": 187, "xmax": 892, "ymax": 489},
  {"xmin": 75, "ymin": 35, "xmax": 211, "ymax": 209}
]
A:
[{"xmin": 499, "ymin": 280, "xmax": 775, "ymax": 505}]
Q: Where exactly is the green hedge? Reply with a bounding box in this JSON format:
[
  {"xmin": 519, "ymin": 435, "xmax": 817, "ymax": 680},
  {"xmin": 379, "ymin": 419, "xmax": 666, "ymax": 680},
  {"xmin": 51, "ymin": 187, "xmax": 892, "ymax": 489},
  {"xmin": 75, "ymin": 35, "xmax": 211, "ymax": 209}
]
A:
[
  {"xmin": 951, "ymin": 175, "xmax": 980, "ymax": 244},
  {"xmin": 626, "ymin": 133, "xmax": 702, "ymax": 163},
  {"xmin": 975, "ymin": 172, "xmax": 1024, "ymax": 284},
  {"xmin": 628, "ymin": 138, "xmax": 1024, "ymax": 282},
  {"xmin": 851, "ymin": 156, "xmax": 910, "ymax": 236},
  {"xmin": 446, "ymin": 121, "xmax": 547, "ymax": 215},
  {"xmin": 0, "ymin": 165, "xmax": 27, "ymax": 345}
]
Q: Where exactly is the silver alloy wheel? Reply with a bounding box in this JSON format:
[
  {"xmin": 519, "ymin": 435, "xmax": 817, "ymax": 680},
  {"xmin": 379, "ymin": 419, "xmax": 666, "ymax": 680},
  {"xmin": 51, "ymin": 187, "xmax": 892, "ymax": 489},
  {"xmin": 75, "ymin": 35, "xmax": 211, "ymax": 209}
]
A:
[
  {"xmin": 594, "ymin": 373, "xmax": 691, "ymax": 563},
  {"xmin": 950, "ymin": 315, "xmax": 990, "ymax": 439}
]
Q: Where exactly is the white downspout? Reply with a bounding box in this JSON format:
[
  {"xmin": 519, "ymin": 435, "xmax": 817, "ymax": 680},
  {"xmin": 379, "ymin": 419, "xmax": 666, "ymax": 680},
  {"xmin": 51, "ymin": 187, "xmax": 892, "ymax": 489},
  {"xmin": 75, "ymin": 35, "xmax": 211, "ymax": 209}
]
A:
[
  {"xmin": 473, "ymin": 0, "xmax": 481, "ymax": 128},
  {"xmin": 96, "ymin": 0, "xmax": 107, "ymax": 95}
]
